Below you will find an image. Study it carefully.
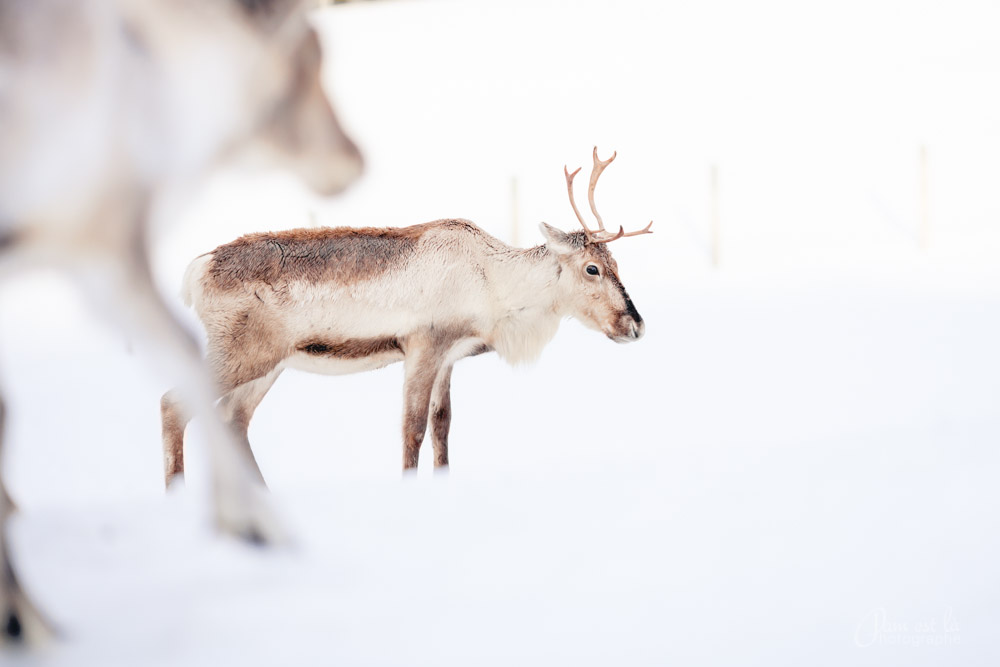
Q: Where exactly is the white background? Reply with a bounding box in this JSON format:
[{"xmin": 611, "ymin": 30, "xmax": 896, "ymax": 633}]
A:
[{"xmin": 2, "ymin": 0, "xmax": 998, "ymax": 664}]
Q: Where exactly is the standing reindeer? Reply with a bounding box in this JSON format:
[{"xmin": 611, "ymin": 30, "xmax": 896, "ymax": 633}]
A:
[
  {"xmin": 162, "ymin": 148, "xmax": 650, "ymax": 481},
  {"xmin": 0, "ymin": 0, "xmax": 362, "ymax": 643}
]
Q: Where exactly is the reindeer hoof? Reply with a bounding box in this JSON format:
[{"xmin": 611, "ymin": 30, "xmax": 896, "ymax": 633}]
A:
[
  {"xmin": 237, "ymin": 526, "xmax": 267, "ymax": 548},
  {"xmin": 4, "ymin": 610, "xmax": 21, "ymax": 641},
  {"xmin": 215, "ymin": 507, "xmax": 289, "ymax": 548},
  {"xmin": 1, "ymin": 594, "xmax": 55, "ymax": 646},
  {"xmin": 213, "ymin": 481, "xmax": 290, "ymax": 548}
]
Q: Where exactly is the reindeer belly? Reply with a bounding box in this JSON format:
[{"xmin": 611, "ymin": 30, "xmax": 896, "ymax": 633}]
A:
[{"xmin": 285, "ymin": 336, "xmax": 405, "ymax": 376}]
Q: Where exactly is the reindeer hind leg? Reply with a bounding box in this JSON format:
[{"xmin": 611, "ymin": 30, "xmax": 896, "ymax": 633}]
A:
[{"xmin": 217, "ymin": 368, "xmax": 283, "ymax": 488}]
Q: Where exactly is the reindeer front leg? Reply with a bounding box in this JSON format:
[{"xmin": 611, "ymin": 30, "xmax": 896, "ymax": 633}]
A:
[
  {"xmin": 160, "ymin": 389, "xmax": 188, "ymax": 488},
  {"xmin": 429, "ymin": 364, "xmax": 453, "ymax": 470},
  {"xmin": 401, "ymin": 338, "xmax": 442, "ymax": 471},
  {"xmin": 0, "ymin": 396, "xmax": 52, "ymax": 644}
]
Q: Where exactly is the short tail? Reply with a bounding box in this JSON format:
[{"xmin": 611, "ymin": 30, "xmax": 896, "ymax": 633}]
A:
[{"xmin": 180, "ymin": 253, "xmax": 213, "ymax": 308}]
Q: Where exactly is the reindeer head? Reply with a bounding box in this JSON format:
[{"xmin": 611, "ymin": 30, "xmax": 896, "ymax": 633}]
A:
[
  {"xmin": 234, "ymin": 0, "xmax": 363, "ymax": 195},
  {"xmin": 540, "ymin": 148, "xmax": 651, "ymax": 343}
]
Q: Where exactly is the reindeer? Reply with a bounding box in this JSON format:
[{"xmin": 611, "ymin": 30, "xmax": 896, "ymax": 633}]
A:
[
  {"xmin": 162, "ymin": 148, "xmax": 650, "ymax": 484},
  {"xmin": 0, "ymin": 0, "xmax": 362, "ymax": 643}
]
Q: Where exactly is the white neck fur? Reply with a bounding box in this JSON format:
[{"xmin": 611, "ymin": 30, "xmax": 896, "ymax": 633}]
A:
[{"xmin": 487, "ymin": 245, "xmax": 565, "ymax": 365}]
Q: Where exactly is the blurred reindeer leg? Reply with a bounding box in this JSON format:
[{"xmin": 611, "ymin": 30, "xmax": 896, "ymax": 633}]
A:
[
  {"xmin": 83, "ymin": 236, "xmax": 287, "ymax": 545},
  {"xmin": 0, "ymin": 395, "xmax": 53, "ymax": 644},
  {"xmin": 160, "ymin": 389, "xmax": 190, "ymax": 489},
  {"xmin": 216, "ymin": 368, "xmax": 284, "ymax": 488},
  {"xmin": 161, "ymin": 326, "xmax": 283, "ymax": 490}
]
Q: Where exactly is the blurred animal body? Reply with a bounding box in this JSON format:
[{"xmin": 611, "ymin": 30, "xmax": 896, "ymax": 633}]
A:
[
  {"xmin": 163, "ymin": 148, "xmax": 649, "ymax": 483},
  {"xmin": 0, "ymin": 0, "xmax": 362, "ymax": 643}
]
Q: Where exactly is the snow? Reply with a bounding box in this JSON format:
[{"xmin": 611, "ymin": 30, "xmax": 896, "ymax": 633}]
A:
[{"xmin": 3, "ymin": 0, "xmax": 1000, "ymax": 664}]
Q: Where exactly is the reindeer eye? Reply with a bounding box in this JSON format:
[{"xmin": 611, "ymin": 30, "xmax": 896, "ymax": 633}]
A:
[{"xmin": 586, "ymin": 265, "xmax": 600, "ymax": 276}]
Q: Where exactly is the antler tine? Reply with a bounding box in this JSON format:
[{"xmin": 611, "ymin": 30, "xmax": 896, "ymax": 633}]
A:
[
  {"xmin": 590, "ymin": 221, "xmax": 654, "ymax": 244},
  {"xmin": 620, "ymin": 220, "xmax": 654, "ymax": 237},
  {"xmin": 588, "ymin": 146, "xmax": 617, "ymax": 232},
  {"xmin": 589, "ymin": 226, "xmax": 624, "ymax": 244},
  {"xmin": 564, "ymin": 165, "xmax": 594, "ymax": 237}
]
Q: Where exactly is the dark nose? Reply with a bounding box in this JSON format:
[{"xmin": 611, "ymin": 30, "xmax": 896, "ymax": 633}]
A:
[
  {"xmin": 624, "ymin": 293, "xmax": 642, "ymax": 326},
  {"xmin": 630, "ymin": 318, "xmax": 645, "ymax": 340}
]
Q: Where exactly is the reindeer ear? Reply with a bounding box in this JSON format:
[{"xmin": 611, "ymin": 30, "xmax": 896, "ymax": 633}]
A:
[{"xmin": 539, "ymin": 223, "xmax": 577, "ymax": 255}]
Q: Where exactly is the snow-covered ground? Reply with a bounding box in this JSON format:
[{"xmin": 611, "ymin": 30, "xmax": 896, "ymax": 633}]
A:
[{"xmin": 2, "ymin": 0, "xmax": 999, "ymax": 664}]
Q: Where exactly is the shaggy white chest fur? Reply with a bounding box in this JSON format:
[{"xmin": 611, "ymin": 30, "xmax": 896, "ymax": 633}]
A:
[{"xmin": 488, "ymin": 306, "xmax": 562, "ymax": 365}]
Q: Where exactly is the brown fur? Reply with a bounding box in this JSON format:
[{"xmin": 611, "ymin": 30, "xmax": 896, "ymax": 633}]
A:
[
  {"xmin": 402, "ymin": 373, "xmax": 434, "ymax": 470},
  {"xmin": 297, "ymin": 337, "xmax": 401, "ymax": 359},
  {"xmin": 399, "ymin": 331, "xmax": 461, "ymax": 470},
  {"xmin": 430, "ymin": 367, "xmax": 452, "ymax": 468},
  {"xmin": 201, "ymin": 305, "xmax": 289, "ymax": 394},
  {"xmin": 207, "ymin": 224, "xmax": 431, "ymax": 290}
]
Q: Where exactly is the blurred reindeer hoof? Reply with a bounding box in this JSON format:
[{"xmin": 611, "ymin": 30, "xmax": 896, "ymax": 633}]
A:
[
  {"xmin": 237, "ymin": 527, "xmax": 267, "ymax": 547},
  {"xmin": 213, "ymin": 482, "xmax": 290, "ymax": 548},
  {"xmin": 1, "ymin": 592, "xmax": 55, "ymax": 646},
  {"xmin": 3, "ymin": 611, "xmax": 17, "ymax": 639}
]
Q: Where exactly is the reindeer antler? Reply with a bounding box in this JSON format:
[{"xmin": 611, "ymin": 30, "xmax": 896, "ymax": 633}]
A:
[
  {"xmin": 564, "ymin": 147, "xmax": 653, "ymax": 244},
  {"xmin": 589, "ymin": 220, "xmax": 654, "ymax": 245},
  {"xmin": 564, "ymin": 165, "xmax": 595, "ymax": 237},
  {"xmin": 588, "ymin": 147, "xmax": 616, "ymax": 233}
]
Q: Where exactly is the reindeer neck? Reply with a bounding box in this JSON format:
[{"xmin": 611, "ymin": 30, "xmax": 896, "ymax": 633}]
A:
[{"xmin": 484, "ymin": 242, "xmax": 563, "ymax": 365}]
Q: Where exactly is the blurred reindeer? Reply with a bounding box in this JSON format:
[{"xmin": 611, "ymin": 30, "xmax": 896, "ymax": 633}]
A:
[{"xmin": 0, "ymin": 0, "xmax": 362, "ymax": 643}]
